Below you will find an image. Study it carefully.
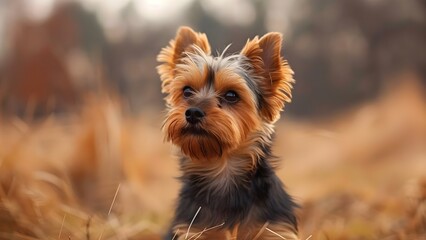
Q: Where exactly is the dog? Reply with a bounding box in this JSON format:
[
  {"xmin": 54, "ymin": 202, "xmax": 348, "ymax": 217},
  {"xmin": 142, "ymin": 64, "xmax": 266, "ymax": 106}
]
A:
[{"xmin": 157, "ymin": 26, "xmax": 298, "ymax": 240}]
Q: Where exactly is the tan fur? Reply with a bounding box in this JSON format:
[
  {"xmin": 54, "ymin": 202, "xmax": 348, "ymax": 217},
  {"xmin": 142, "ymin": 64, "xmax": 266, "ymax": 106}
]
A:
[
  {"xmin": 240, "ymin": 222, "xmax": 299, "ymax": 240},
  {"xmin": 162, "ymin": 66, "xmax": 261, "ymax": 162},
  {"xmin": 157, "ymin": 27, "xmax": 211, "ymax": 95},
  {"xmin": 172, "ymin": 224, "xmax": 231, "ymax": 240},
  {"xmin": 241, "ymin": 33, "xmax": 294, "ymax": 123},
  {"xmin": 172, "ymin": 222, "xmax": 298, "ymax": 240}
]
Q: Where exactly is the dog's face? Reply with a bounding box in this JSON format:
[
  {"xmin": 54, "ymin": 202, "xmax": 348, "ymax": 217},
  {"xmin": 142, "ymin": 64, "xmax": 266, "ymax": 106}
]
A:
[{"xmin": 157, "ymin": 27, "xmax": 294, "ymax": 161}]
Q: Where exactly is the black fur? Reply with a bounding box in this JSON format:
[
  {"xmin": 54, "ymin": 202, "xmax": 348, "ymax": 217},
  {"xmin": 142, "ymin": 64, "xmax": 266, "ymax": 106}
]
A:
[
  {"xmin": 166, "ymin": 142, "xmax": 298, "ymax": 237},
  {"xmin": 206, "ymin": 66, "xmax": 215, "ymax": 87}
]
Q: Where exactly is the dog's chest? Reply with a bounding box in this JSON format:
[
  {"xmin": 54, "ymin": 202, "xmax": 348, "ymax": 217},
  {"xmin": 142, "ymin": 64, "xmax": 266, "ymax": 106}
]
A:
[{"xmin": 180, "ymin": 161, "xmax": 258, "ymax": 227}]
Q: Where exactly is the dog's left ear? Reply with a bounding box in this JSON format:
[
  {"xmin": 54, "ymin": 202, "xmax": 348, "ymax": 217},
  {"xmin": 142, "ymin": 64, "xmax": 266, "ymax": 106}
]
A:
[
  {"xmin": 157, "ymin": 27, "xmax": 211, "ymax": 94},
  {"xmin": 241, "ymin": 33, "xmax": 294, "ymax": 123}
]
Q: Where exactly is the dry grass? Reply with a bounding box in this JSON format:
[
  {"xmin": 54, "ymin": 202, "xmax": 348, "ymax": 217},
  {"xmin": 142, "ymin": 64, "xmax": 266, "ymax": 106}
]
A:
[{"xmin": 0, "ymin": 75, "xmax": 425, "ymax": 239}]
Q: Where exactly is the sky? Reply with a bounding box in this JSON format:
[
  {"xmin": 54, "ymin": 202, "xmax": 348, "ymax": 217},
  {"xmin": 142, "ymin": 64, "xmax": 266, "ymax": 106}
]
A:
[
  {"xmin": 21, "ymin": 0, "xmax": 195, "ymax": 23},
  {"xmin": 16, "ymin": 0, "xmax": 282, "ymax": 28},
  {"xmin": 0, "ymin": 0, "xmax": 296, "ymax": 58}
]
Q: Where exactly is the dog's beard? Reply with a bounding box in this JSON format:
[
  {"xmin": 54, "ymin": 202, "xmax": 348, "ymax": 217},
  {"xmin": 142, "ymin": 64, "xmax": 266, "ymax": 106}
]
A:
[
  {"xmin": 179, "ymin": 128, "xmax": 224, "ymax": 161},
  {"xmin": 164, "ymin": 119, "xmax": 233, "ymax": 161}
]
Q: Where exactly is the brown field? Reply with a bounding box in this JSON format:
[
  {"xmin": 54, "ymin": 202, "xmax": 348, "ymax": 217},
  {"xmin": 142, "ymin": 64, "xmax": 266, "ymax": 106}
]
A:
[{"xmin": 0, "ymin": 76, "xmax": 425, "ymax": 240}]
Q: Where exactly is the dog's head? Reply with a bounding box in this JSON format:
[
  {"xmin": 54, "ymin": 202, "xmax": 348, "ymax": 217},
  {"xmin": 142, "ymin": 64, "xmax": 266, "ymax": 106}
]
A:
[{"xmin": 157, "ymin": 26, "xmax": 294, "ymax": 161}]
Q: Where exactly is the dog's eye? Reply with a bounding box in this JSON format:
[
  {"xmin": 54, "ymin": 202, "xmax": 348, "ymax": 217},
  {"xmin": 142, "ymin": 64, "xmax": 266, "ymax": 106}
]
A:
[
  {"xmin": 224, "ymin": 91, "xmax": 239, "ymax": 103},
  {"xmin": 183, "ymin": 86, "xmax": 194, "ymax": 98}
]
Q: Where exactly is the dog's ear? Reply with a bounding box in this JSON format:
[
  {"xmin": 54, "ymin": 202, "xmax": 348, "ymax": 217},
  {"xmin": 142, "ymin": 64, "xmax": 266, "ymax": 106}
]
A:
[
  {"xmin": 241, "ymin": 32, "xmax": 294, "ymax": 123},
  {"xmin": 157, "ymin": 26, "xmax": 211, "ymax": 94}
]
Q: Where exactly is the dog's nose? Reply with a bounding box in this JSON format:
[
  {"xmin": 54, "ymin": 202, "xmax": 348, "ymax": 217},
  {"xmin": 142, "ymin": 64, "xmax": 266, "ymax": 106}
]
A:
[{"xmin": 185, "ymin": 107, "xmax": 205, "ymax": 124}]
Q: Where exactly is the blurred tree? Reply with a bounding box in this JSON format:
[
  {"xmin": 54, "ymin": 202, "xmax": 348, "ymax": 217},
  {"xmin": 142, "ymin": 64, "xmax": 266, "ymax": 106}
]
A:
[
  {"xmin": 0, "ymin": 1, "xmax": 112, "ymax": 116},
  {"xmin": 284, "ymin": 0, "xmax": 426, "ymax": 117},
  {"xmin": 188, "ymin": 0, "xmax": 267, "ymax": 52}
]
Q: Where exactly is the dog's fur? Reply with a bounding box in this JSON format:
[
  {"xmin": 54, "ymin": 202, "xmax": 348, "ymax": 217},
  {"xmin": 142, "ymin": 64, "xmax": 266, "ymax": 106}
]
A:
[{"xmin": 157, "ymin": 26, "xmax": 298, "ymax": 239}]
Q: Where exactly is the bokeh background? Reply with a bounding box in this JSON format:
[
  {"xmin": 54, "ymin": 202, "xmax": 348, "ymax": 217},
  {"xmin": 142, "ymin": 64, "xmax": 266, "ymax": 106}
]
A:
[{"xmin": 0, "ymin": 0, "xmax": 425, "ymax": 239}]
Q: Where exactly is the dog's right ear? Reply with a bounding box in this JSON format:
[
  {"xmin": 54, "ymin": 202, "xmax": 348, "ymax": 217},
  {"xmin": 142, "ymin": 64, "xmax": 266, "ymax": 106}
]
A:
[{"xmin": 157, "ymin": 26, "xmax": 211, "ymax": 94}]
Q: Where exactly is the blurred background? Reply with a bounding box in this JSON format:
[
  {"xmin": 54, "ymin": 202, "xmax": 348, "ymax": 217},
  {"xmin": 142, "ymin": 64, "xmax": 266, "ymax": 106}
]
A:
[{"xmin": 0, "ymin": 0, "xmax": 425, "ymax": 239}]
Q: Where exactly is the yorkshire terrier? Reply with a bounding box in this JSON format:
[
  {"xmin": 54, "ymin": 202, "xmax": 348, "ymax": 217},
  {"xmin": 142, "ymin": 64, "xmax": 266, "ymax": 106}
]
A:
[{"xmin": 157, "ymin": 26, "xmax": 298, "ymax": 240}]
